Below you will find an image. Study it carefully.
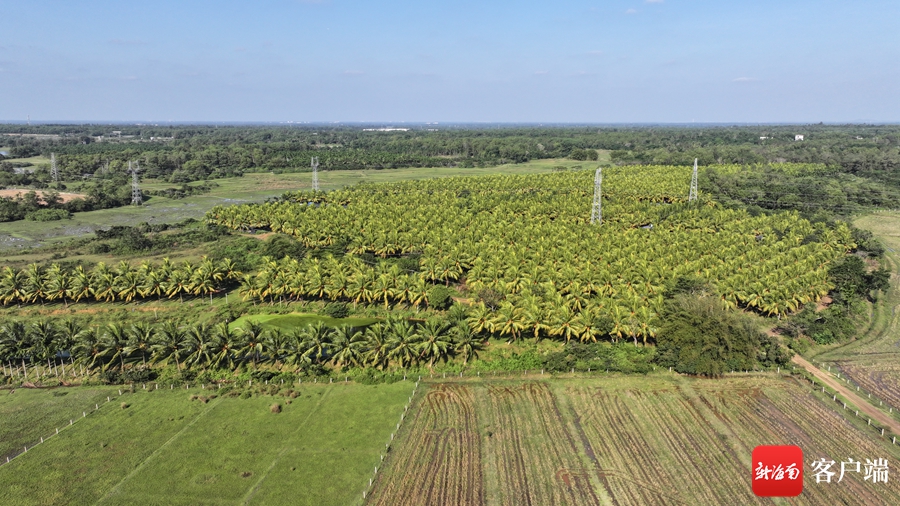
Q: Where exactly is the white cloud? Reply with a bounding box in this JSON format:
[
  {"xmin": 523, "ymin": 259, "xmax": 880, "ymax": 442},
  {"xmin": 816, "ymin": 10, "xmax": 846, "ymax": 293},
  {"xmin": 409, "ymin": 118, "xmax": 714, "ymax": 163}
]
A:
[{"xmin": 625, "ymin": 9, "xmax": 638, "ymax": 15}]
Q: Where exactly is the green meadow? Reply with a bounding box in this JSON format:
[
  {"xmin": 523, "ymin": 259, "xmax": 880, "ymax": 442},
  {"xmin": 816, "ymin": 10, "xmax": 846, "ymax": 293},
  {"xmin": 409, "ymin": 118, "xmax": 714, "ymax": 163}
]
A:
[{"xmin": 0, "ymin": 382, "xmax": 413, "ymax": 506}]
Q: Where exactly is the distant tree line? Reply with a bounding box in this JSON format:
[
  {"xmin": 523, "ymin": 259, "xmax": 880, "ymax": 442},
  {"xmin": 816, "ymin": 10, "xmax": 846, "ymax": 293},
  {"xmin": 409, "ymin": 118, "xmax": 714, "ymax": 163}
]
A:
[{"xmin": 1, "ymin": 124, "xmax": 892, "ymax": 186}]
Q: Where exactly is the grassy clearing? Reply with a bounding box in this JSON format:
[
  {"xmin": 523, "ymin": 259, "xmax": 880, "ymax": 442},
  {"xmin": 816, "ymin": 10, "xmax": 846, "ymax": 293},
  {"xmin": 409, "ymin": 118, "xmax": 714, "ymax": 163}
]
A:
[
  {"xmin": 0, "ymin": 160, "xmax": 569, "ymax": 250},
  {"xmin": 0, "ymin": 386, "xmax": 118, "ymax": 462},
  {"xmin": 370, "ymin": 375, "xmax": 900, "ymax": 505},
  {"xmin": 0, "ymin": 382, "xmax": 411, "ymax": 506},
  {"xmin": 0, "ymin": 154, "xmax": 50, "ymax": 166},
  {"xmin": 229, "ymin": 312, "xmax": 380, "ymax": 332}
]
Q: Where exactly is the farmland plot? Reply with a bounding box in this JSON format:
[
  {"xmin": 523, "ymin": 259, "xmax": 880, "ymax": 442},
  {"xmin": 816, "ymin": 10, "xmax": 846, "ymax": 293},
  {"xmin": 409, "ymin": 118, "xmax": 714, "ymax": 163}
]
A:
[
  {"xmin": 369, "ymin": 376, "xmax": 900, "ymax": 505},
  {"xmin": 368, "ymin": 384, "xmax": 484, "ymax": 506},
  {"xmin": 482, "ymin": 382, "xmax": 608, "ymax": 505}
]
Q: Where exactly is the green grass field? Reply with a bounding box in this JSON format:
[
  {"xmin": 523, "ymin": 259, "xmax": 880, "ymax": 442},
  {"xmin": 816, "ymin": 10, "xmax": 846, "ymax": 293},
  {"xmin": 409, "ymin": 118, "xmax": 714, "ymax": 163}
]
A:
[
  {"xmin": 0, "ymin": 382, "xmax": 412, "ymax": 506},
  {"xmin": 0, "ymin": 386, "xmax": 119, "ymax": 462},
  {"xmin": 0, "ymin": 158, "xmax": 588, "ymax": 250},
  {"xmin": 229, "ymin": 312, "xmax": 380, "ymax": 332}
]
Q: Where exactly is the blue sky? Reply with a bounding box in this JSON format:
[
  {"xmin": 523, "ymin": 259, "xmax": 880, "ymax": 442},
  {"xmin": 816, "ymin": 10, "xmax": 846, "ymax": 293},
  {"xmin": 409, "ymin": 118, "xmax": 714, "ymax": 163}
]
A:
[{"xmin": 1, "ymin": 0, "xmax": 897, "ymax": 123}]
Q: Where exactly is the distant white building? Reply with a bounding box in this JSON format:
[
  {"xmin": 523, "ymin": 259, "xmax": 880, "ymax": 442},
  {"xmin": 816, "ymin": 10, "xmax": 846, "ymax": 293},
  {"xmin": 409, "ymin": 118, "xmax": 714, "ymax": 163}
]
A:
[
  {"xmin": 795, "ymin": 134, "xmax": 805, "ymax": 141},
  {"xmin": 760, "ymin": 136, "xmax": 770, "ymax": 140}
]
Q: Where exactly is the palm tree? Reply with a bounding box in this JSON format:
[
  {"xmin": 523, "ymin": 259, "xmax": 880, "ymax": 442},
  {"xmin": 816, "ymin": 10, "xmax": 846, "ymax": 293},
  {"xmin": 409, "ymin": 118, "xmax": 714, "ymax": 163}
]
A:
[
  {"xmin": 301, "ymin": 321, "xmax": 333, "ymax": 364},
  {"xmin": 56, "ymin": 320, "xmax": 82, "ymax": 361},
  {"xmin": 23, "ymin": 263, "xmax": 47, "ymax": 305},
  {"xmin": 73, "ymin": 326, "xmax": 105, "ymax": 370},
  {"xmin": 0, "ymin": 267, "xmax": 25, "ymax": 305},
  {"xmin": 101, "ymin": 323, "xmax": 130, "ymax": 372},
  {"xmin": 363, "ymin": 323, "xmax": 390, "ymax": 369},
  {"xmin": 125, "ymin": 322, "xmax": 155, "ymax": 368},
  {"xmin": 493, "ymin": 301, "xmax": 525, "ymax": 342},
  {"xmin": 208, "ymin": 323, "xmax": 240, "ymax": 370},
  {"xmin": 184, "ymin": 323, "xmax": 213, "ymax": 369},
  {"xmin": 45, "ymin": 264, "xmax": 71, "ymax": 307},
  {"xmin": 415, "ymin": 318, "xmax": 452, "ymax": 369},
  {"xmin": 115, "ymin": 270, "xmax": 143, "ymax": 303},
  {"xmin": 164, "ymin": 268, "xmax": 190, "ymax": 303},
  {"xmin": 240, "ymin": 321, "xmax": 268, "ymax": 369},
  {"xmin": 264, "ymin": 328, "xmax": 288, "ymax": 368},
  {"xmin": 0, "ymin": 321, "xmax": 28, "ymax": 368},
  {"xmin": 152, "ymin": 322, "xmax": 187, "ymax": 372},
  {"xmin": 452, "ymin": 323, "xmax": 482, "ymax": 365},
  {"xmin": 27, "ymin": 320, "xmax": 59, "ymax": 368},
  {"xmin": 139, "ymin": 264, "xmax": 165, "ymax": 301},
  {"xmin": 67, "ymin": 266, "xmax": 92, "ymax": 304},
  {"xmin": 283, "ymin": 330, "xmax": 311, "ymax": 370},
  {"xmin": 387, "ymin": 318, "xmax": 419, "ymax": 369},
  {"xmin": 330, "ymin": 326, "xmax": 364, "ymax": 369}
]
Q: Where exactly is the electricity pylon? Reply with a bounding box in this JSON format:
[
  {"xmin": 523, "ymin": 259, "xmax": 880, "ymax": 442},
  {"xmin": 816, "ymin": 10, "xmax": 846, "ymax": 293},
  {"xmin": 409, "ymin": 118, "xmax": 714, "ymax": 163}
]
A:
[
  {"xmin": 591, "ymin": 167, "xmax": 602, "ymax": 224},
  {"xmin": 689, "ymin": 158, "xmax": 698, "ymax": 202},
  {"xmin": 129, "ymin": 161, "xmax": 143, "ymax": 205},
  {"xmin": 50, "ymin": 153, "xmax": 59, "ymax": 183},
  {"xmin": 311, "ymin": 156, "xmax": 320, "ymax": 191}
]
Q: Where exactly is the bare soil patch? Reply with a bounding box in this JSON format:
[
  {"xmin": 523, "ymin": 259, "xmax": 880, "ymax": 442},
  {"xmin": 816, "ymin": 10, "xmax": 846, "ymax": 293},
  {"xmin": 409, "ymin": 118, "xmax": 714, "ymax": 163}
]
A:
[{"xmin": 0, "ymin": 189, "xmax": 87, "ymax": 203}]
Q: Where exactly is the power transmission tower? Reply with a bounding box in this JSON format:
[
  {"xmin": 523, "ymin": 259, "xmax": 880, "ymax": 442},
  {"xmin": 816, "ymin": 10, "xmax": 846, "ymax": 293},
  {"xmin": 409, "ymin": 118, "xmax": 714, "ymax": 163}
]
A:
[
  {"xmin": 689, "ymin": 158, "xmax": 698, "ymax": 202},
  {"xmin": 50, "ymin": 153, "xmax": 59, "ymax": 184},
  {"xmin": 311, "ymin": 156, "xmax": 320, "ymax": 191},
  {"xmin": 129, "ymin": 161, "xmax": 143, "ymax": 205},
  {"xmin": 591, "ymin": 167, "xmax": 602, "ymax": 224}
]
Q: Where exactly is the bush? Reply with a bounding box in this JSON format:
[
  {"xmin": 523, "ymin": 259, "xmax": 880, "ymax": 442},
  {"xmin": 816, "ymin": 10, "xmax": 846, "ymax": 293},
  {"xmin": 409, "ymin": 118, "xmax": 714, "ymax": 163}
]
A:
[
  {"xmin": 122, "ymin": 369, "xmax": 157, "ymax": 383},
  {"xmin": 542, "ymin": 342, "xmax": 655, "ymax": 374},
  {"xmin": 99, "ymin": 370, "xmax": 122, "ymax": 385},
  {"xmin": 654, "ymin": 294, "xmax": 789, "ymax": 376},
  {"xmin": 428, "ymin": 285, "xmax": 453, "ymax": 310},
  {"xmin": 25, "ymin": 208, "xmax": 71, "ymax": 221},
  {"xmin": 322, "ymin": 302, "xmax": 350, "ymax": 319},
  {"xmin": 270, "ymin": 403, "xmax": 282, "ymax": 413}
]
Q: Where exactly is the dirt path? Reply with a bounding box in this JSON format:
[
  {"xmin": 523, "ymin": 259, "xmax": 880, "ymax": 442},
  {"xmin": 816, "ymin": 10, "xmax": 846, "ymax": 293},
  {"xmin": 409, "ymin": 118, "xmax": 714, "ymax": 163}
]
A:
[{"xmin": 791, "ymin": 354, "xmax": 900, "ymax": 434}]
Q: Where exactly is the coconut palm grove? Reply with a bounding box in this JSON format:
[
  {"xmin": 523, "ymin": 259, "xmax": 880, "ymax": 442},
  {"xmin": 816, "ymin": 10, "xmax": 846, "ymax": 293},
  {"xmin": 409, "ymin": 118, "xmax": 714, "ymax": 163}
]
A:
[{"xmin": 1, "ymin": 125, "xmax": 899, "ymax": 505}]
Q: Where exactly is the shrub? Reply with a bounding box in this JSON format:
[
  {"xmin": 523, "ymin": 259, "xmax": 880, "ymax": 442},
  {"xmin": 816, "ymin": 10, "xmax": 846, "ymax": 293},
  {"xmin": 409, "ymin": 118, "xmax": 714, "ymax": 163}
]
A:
[
  {"xmin": 122, "ymin": 369, "xmax": 156, "ymax": 383},
  {"xmin": 25, "ymin": 208, "xmax": 71, "ymax": 221},
  {"xmin": 99, "ymin": 370, "xmax": 121, "ymax": 385},
  {"xmin": 428, "ymin": 285, "xmax": 453, "ymax": 310},
  {"xmin": 322, "ymin": 302, "xmax": 350, "ymax": 319},
  {"xmin": 654, "ymin": 294, "xmax": 789, "ymax": 376},
  {"xmin": 270, "ymin": 403, "xmax": 282, "ymax": 413}
]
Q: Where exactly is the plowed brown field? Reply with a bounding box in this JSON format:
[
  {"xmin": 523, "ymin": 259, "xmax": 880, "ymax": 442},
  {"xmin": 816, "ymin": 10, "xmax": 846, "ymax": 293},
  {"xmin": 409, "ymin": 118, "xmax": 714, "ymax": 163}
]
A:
[{"xmin": 367, "ymin": 375, "xmax": 900, "ymax": 505}]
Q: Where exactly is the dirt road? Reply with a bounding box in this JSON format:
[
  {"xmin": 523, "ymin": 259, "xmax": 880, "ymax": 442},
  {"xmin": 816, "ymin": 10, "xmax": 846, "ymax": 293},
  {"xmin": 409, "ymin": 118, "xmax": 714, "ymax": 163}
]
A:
[{"xmin": 792, "ymin": 354, "xmax": 900, "ymax": 434}]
